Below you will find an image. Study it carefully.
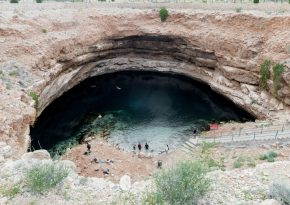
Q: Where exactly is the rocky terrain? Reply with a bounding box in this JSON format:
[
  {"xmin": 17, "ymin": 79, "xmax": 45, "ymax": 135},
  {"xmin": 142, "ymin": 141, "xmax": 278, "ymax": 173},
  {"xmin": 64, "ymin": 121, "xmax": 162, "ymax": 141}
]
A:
[
  {"xmin": 1, "ymin": 142, "xmax": 290, "ymax": 205},
  {"xmin": 0, "ymin": 4, "xmax": 290, "ymax": 157},
  {"xmin": 0, "ymin": 3, "xmax": 290, "ymax": 205}
]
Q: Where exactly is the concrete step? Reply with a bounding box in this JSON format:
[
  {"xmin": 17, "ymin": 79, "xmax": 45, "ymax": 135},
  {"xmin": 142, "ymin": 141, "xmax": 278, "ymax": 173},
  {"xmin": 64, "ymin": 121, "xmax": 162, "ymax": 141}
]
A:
[{"xmin": 181, "ymin": 147, "xmax": 193, "ymax": 154}]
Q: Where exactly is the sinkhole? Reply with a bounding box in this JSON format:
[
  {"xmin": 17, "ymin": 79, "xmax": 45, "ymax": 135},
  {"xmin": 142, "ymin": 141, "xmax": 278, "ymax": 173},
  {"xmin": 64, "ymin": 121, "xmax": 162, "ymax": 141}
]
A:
[{"xmin": 30, "ymin": 71, "xmax": 254, "ymax": 156}]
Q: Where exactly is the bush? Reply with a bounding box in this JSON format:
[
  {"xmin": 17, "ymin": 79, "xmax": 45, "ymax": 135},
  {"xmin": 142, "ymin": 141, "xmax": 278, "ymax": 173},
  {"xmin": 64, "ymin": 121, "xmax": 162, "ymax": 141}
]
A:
[
  {"xmin": 253, "ymin": 0, "xmax": 259, "ymax": 3},
  {"xmin": 154, "ymin": 160, "xmax": 211, "ymax": 204},
  {"xmin": 36, "ymin": 0, "xmax": 43, "ymax": 3},
  {"xmin": 259, "ymin": 150, "xmax": 277, "ymax": 162},
  {"xmin": 272, "ymin": 63, "xmax": 284, "ymax": 96},
  {"xmin": 259, "ymin": 59, "xmax": 271, "ymax": 90},
  {"xmin": 269, "ymin": 179, "xmax": 290, "ymax": 205},
  {"xmin": 25, "ymin": 163, "xmax": 69, "ymax": 193},
  {"xmin": 159, "ymin": 8, "xmax": 169, "ymax": 22},
  {"xmin": 10, "ymin": 0, "xmax": 18, "ymax": 3}
]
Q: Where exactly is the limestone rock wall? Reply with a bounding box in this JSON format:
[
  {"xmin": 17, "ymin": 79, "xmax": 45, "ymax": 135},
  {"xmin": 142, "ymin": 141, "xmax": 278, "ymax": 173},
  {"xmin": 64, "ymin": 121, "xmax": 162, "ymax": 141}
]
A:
[{"xmin": 0, "ymin": 7, "xmax": 290, "ymax": 157}]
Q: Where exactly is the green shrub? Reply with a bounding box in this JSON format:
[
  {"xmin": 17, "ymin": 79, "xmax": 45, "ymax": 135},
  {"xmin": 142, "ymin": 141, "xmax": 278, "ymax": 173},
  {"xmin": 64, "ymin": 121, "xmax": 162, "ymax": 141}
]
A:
[
  {"xmin": 246, "ymin": 158, "xmax": 256, "ymax": 167},
  {"xmin": 25, "ymin": 163, "xmax": 69, "ymax": 193},
  {"xmin": 259, "ymin": 150, "xmax": 277, "ymax": 162},
  {"xmin": 10, "ymin": 0, "xmax": 18, "ymax": 3},
  {"xmin": 272, "ymin": 63, "xmax": 284, "ymax": 96},
  {"xmin": 154, "ymin": 160, "xmax": 210, "ymax": 204},
  {"xmin": 269, "ymin": 179, "xmax": 290, "ymax": 205},
  {"xmin": 28, "ymin": 91, "xmax": 40, "ymax": 115},
  {"xmin": 159, "ymin": 8, "xmax": 169, "ymax": 22},
  {"xmin": 253, "ymin": 0, "xmax": 259, "ymax": 3},
  {"xmin": 36, "ymin": 0, "xmax": 43, "ymax": 3},
  {"xmin": 259, "ymin": 59, "xmax": 271, "ymax": 90}
]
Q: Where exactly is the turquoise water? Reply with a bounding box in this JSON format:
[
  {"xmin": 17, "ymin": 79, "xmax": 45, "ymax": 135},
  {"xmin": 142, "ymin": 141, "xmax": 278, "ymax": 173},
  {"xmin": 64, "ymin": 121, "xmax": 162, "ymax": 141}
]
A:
[{"xmin": 30, "ymin": 71, "xmax": 254, "ymax": 156}]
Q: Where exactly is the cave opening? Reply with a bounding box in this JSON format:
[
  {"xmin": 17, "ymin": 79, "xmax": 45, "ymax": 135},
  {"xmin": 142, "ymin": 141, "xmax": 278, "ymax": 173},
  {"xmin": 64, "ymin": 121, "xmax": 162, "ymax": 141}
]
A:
[{"xmin": 30, "ymin": 71, "xmax": 254, "ymax": 156}]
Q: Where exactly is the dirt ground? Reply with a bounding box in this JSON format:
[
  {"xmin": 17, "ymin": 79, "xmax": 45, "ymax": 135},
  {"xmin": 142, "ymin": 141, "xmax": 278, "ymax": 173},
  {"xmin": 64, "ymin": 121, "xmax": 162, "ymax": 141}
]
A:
[
  {"xmin": 61, "ymin": 135, "xmax": 290, "ymax": 183},
  {"xmin": 61, "ymin": 138, "xmax": 190, "ymax": 183}
]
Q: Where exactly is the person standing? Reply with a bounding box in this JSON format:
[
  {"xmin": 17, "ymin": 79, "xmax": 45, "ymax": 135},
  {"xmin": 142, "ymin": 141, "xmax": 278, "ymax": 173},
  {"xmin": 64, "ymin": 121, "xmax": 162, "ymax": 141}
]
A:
[
  {"xmin": 86, "ymin": 142, "xmax": 91, "ymax": 153},
  {"xmin": 145, "ymin": 142, "xmax": 149, "ymax": 151},
  {"xmin": 138, "ymin": 143, "xmax": 142, "ymax": 151}
]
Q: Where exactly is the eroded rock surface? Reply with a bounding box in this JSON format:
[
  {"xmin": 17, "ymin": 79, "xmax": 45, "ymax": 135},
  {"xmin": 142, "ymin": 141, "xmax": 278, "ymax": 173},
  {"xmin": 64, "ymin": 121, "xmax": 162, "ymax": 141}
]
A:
[{"xmin": 0, "ymin": 6, "xmax": 290, "ymax": 157}]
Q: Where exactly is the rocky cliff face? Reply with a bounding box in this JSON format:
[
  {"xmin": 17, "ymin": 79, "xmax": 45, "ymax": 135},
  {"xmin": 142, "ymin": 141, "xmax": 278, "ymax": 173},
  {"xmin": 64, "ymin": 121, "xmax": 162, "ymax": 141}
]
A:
[{"xmin": 0, "ymin": 7, "xmax": 290, "ymax": 156}]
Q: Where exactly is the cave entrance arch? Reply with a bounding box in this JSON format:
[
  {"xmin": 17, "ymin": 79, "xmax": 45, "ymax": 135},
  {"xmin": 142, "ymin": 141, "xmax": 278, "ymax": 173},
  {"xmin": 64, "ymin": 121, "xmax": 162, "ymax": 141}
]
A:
[{"xmin": 30, "ymin": 70, "xmax": 254, "ymax": 156}]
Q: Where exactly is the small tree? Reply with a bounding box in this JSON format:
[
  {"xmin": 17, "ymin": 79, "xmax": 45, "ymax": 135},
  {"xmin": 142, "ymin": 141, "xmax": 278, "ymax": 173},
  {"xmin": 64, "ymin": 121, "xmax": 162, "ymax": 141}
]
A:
[
  {"xmin": 36, "ymin": 0, "xmax": 43, "ymax": 3},
  {"xmin": 253, "ymin": 0, "xmax": 259, "ymax": 3},
  {"xmin": 259, "ymin": 59, "xmax": 271, "ymax": 90},
  {"xmin": 10, "ymin": 0, "xmax": 18, "ymax": 3},
  {"xmin": 159, "ymin": 8, "xmax": 169, "ymax": 22},
  {"xmin": 272, "ymin": 63, "xmax": 284, "ymax": 96}
]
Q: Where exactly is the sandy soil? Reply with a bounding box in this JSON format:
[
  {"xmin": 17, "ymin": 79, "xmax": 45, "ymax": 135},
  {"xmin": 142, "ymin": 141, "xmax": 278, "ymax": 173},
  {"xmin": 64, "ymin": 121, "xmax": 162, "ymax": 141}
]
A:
[{"xmin": 61, "ymin": 136, "xmax": 195, "ymax": 182}]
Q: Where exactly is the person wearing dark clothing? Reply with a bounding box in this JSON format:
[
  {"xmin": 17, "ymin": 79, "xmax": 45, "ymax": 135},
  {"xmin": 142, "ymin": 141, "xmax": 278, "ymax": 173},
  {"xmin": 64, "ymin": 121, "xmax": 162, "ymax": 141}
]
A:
[
  {"xmin": 157, "ymin": 160, "xmax": 162, "ymax": 169},
  {"xmin": 145, "ymin": 142, "xmax": 149, "ymax": 151},
  {"xmin": 133, "ymin": 144, "xmax": 136, "ymax": 151},
  {"xmin": 87, "ymin": 142, "xmax": 91, "ymax": 153},
  {"xmin": 138, "ymin": 143, "xmax": 142, "ymax": 151}
]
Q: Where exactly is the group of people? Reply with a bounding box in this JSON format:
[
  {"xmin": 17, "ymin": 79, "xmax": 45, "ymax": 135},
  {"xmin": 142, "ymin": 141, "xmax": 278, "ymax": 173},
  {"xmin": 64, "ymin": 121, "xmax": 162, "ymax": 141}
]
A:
[{"xmin": 133, "ymin": 142, "xmax": 149, "ymax": 151}]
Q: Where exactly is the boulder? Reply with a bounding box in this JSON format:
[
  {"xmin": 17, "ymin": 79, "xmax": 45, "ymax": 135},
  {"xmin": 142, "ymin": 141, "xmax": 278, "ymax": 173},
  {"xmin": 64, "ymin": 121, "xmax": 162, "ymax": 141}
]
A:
[
  {"xmin": 119, "ymin": 175, "xmax": 131, "ymax": 191},
  {"xmin": 21, "ymin": 150, "xmax": 51, "ymax": 160}
]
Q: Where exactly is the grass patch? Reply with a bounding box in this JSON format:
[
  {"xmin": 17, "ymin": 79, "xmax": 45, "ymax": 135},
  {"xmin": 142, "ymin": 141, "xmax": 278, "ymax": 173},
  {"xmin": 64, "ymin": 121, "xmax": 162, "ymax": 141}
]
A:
[
  {"xmin": 272, "ymin": 63, "xmax": 284, "ymax": 96},
  {"xmin": 259, "ymin": 59, "xmax": 271, "ymax": 90},
  {"xmin": 233, "ymin": 156, "xmax": 256, "ymax": 168},
  {"xmin": 159, "ymin": 8, "xmax": 169, "ymax": 22},
  {"xmin": 25, "ymin": 163, "xmax": 69, "ymax": 194},
  {"xmin": 153, "ymin": 160, "xmax": 211, "ymax": 204},
  {"xmin": 0, "ymin": 185, "xmax": 21, "ymax": 199},
  {"xmin": 233, "ymin": 156, "xmax": 245, "ymax": 168}
]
